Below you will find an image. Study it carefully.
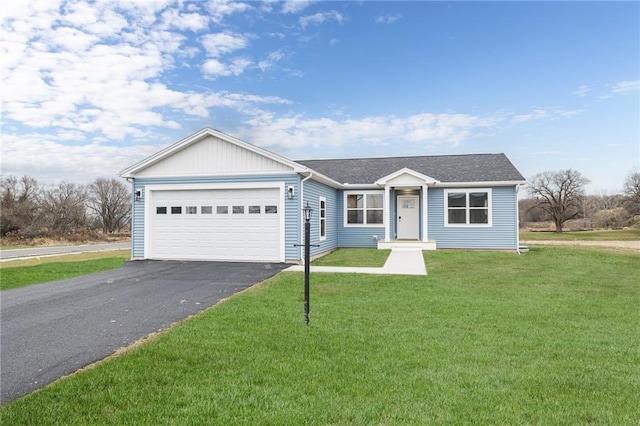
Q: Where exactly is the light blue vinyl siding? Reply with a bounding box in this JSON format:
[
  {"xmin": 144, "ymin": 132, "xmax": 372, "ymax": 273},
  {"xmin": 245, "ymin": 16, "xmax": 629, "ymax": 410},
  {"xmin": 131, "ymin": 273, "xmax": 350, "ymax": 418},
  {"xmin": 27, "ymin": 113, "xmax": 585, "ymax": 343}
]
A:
[
  {"xmin": 301, "ymin": 179, "xmax": 338, "ymax": 257},
  {"xmin": 132, "ymin": 180, "xmax": 145, "ymax": 258},
  {"xmin": 427, "ymin": 186, "xmax": 518, "ymax": 249},
  {"xmin": 336, "ymin": 190, "xmax": 385, "ymax": 248},
  {"xmin": 390, "ymin": 189, "xmax": 396, "ymax": 239},
  {"xmin": 131, "ymin": 174, "xmax": 300, "ymax": 261}
]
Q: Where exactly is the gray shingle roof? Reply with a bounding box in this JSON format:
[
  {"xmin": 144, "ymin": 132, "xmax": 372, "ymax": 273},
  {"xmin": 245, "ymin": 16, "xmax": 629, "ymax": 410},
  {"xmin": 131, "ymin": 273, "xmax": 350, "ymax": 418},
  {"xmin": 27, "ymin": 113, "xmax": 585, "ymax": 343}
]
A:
[{"xmin": 296, "ymin": 153, "xmax": 525, "ymax": 184}]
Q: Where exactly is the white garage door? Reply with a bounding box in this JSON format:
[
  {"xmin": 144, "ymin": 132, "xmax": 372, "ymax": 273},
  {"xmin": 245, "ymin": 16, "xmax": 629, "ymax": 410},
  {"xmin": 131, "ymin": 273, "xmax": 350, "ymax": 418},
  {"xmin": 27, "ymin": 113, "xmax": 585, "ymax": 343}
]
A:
[{"xmin": 149, "ymin": 188, "xmax": 281, "ymax": 261}]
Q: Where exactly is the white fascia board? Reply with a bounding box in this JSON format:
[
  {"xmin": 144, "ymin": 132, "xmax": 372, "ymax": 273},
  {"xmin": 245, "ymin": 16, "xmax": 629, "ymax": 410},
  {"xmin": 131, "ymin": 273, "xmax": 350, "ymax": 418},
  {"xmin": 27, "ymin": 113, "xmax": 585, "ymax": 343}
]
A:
[
  {"xmin": 435, "ymin": 180, "xmax": 527, "ymax": 188},
  {"xmin": 375, "ymin": 168, "xmax": 439, "ymax": 185},
  {"xmin": 126, "ymin": 170, "xmax": 299, "ymax": 180},
  {"xmin": 120, "ymin": 127, "xmax": 309, "ymax": 178},
  {"xmin": 342, "ymin": 183, "xmax": 379, "ymax": 189},
  {"xmin": 304, "ymin": 171, "xmax": 342, "ymax": 189}
]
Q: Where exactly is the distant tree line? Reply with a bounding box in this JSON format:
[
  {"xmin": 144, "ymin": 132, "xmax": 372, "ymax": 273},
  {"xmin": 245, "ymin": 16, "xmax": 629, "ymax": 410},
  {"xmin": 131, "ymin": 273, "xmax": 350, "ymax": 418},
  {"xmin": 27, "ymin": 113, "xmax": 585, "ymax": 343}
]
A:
[
  {"xmin": 521, "ymin": 168, "xmax": 640, "ymax": 232},
  {"xmin": 0, "ymin": 176, "xmax": 131, "ymax": 239}
]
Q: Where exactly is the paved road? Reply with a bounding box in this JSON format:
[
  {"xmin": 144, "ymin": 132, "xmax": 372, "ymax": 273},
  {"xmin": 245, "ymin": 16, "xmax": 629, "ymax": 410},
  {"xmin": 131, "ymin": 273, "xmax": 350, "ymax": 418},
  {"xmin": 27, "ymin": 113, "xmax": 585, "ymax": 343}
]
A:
[
  {"xmin": 0, "ymin": 242, "xmax": 131, "ymax": 260},
  {"xmin": 521, "ymin": 240, "xmax": 640, "ymax": 252},
  {"xmin": 0, "ymin": 260, "xmax": 288, "ymax": 403}
]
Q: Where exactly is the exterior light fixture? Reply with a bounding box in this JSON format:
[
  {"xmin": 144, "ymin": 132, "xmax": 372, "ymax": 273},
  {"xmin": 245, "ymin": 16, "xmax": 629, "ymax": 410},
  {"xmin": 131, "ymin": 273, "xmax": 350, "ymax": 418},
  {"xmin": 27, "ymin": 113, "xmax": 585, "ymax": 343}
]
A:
[
  {"xmin": 293, "ymin": 201, "xmax": 318, "ymax": 326},
  {"xmin": 302, "ymin": 201, "xmax": 312, "ymax": 325},
  {"xmin": 135, "ymin": 190, "xmax": 142, "ymax": 201},
  {"xmin": 302, "ymin": 201, "xmax": 312, "ymax": 221},
  {"xmin": 287, "ymin": 186, "xmax": 294, "ymax": 200}
]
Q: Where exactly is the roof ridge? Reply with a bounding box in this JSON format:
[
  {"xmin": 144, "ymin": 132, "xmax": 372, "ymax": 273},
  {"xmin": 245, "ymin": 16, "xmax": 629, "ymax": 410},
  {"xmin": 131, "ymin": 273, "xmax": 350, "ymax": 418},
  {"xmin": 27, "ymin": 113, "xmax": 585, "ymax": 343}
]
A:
[{"xmin": 296, "ymin": 153, "xmax": 504, "ymax": 162}]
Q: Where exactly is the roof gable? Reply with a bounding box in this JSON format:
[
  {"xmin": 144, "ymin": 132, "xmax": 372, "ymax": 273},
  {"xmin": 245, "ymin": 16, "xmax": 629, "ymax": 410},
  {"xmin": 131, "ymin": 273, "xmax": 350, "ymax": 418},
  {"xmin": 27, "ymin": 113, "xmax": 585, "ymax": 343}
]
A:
[
  {"xmin": 375, "ymin": 168, "xmax": 439, "ymax": 186},
  {"xmin": 121, "ymin": 128, "xmax": 305, "ymax": 178}
]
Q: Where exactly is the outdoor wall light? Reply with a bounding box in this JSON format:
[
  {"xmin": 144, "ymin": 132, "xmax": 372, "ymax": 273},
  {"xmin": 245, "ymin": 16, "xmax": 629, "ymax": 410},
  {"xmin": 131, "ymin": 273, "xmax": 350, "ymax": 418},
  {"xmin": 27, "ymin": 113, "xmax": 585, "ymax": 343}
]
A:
[
  {"xmin": 135, "ymin": 190, "xmax": 142, "ymax": 201},
  {"xmin": 302, "ymin": 201, "xmax": 312, "ymax": 221},
  {"xmin": 287, "ymin": 186, "xmax": 295, "ymax": 199}
]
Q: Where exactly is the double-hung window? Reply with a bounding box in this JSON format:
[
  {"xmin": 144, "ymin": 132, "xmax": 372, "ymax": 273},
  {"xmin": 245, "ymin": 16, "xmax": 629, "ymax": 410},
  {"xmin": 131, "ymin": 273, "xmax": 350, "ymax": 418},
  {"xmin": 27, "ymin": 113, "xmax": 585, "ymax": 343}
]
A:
[
  {"xmin": 319, "ymin": 197, "xmax": 326, "ymax": 241},
  {"xmin": 445, "ymin": 189, "xmax": 492, "ymax": 226},
  {"xmin": 345, "ymin": 191, "xmax": 384, "ymax": 226}
]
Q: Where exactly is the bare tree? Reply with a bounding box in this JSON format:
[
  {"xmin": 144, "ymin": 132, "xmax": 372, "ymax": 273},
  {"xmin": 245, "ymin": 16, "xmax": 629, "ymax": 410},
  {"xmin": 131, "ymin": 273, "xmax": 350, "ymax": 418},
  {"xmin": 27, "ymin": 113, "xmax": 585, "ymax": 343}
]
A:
[
  {"xmin": 87, "ymin": 178, "xmax": 131, "ymax": 234},
  {"xmin": 1, "ymin": 175, "xmax": 41, "ymax": 236},
  {"xmin": 527, "ymin": 169, "xmax": 590, "ymax": 232},
  {"xmin": 623, "ymin": 168, "xmax": 640, "ymax": 216},
  {"xmin": 518, "ymin": 197, "xmax": 550, "ymax": 226},
  {"xmin": 39, "ymin": 182, "xmax": 88, "ymax": 234}
]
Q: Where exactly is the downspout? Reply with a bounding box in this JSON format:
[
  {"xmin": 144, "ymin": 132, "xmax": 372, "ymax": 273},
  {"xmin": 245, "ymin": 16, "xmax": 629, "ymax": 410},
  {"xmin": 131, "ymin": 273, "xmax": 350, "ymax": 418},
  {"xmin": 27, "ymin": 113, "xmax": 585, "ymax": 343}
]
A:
[
  {"xmin": 515, "ymin": 184, "xmax": 521, "ymax": 254},
  {"xmin": 300, "ymin": 172, "xmax": 313, "ymax": 264}
]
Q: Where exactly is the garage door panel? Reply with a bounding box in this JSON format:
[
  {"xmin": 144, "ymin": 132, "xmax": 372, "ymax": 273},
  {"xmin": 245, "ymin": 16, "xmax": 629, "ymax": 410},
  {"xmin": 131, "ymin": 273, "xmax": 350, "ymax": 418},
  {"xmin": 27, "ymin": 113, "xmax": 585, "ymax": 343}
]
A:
[{"xmin": 150, "ymin": 188, "xmax": 281, "ymax": 261}]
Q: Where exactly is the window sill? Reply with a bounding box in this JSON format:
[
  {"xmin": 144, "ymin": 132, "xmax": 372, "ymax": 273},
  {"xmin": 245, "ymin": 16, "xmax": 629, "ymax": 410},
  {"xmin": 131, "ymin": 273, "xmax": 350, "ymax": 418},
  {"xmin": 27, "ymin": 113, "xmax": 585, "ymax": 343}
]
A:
[{"xmin": 444, "ymin": 223, "xmax": 493, "ymax": 228}]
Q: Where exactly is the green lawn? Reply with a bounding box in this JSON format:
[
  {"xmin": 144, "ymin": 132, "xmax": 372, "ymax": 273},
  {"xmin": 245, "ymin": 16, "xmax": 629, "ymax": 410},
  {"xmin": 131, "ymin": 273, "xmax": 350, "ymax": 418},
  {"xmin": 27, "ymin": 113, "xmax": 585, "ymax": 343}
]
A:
[
  {"xmin": 2, "ymin": 247, "xmax": 639, "ymax": 424},
  {"xmin": 312, "ymin": 248, "xmax": 391, "ymax": 267},
  {"xmin": 0, "ymin": 251, "xmax": 130, "ymax": 291},
  {"xmin": 520, "ymin": 228, "xmax": 640, "ymax": 241}
]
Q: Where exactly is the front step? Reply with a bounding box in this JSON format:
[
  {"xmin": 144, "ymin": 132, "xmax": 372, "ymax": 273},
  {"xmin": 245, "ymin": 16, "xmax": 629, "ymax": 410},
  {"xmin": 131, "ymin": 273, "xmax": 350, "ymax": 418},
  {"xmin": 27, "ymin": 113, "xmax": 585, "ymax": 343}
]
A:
[{"xmin": 377, "ymin": 240, "xmax": 436, "ymax": 250}]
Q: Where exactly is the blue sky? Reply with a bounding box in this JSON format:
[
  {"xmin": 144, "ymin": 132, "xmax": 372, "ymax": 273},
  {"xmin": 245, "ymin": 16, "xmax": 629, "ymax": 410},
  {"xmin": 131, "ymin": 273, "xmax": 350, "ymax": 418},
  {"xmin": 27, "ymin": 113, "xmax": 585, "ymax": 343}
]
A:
[{"xmin": 2, "ymin": 0, "xmax": 638, "ymax": 193}]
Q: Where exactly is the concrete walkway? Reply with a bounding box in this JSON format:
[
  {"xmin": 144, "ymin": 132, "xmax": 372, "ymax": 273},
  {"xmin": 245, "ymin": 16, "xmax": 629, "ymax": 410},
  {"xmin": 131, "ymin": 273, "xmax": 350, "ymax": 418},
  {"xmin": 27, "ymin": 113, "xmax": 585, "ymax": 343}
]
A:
[{"xmin": 285, "ymin": 248, "xmax": 427, "ymax": 276}]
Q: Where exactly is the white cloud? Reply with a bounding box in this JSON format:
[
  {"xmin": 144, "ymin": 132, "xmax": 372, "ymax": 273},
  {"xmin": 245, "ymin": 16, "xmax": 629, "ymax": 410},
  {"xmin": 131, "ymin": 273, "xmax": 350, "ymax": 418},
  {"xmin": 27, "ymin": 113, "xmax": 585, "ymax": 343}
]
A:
[
  {"xmin": 257, "ymin": 49, "xmax": 287, "ymax": 71},
  {"xmin": 374, "ymin": 14, "xmax": 401, "ymax": 24},
  {"xmin": 599, "ymin": 80, "xmax": 640, "ymax": 99},
  {"xmin": 511, "ymin": 109, "xmax": 548, "ymax": 124},
  {"xmin": 0, "ymin": 132, "xmax": 163, "ymax": 183},
  {"xmin": 202, "ymin": 56, "xmax": 252, "ymax": 78},
  {"xmin": 200, "ymin": 32, "xmax": 248, "ymax": 57},
  {"xmin": 572, "ymin": 85, "xmax": 591, "ymax": 97},
  {"xmin": 611, "ymin": 80, "xmax": 639, "ymax": 94},
  {"xmin": 206, "ymin": 0, "xmax": 250, "ymax": 23},
  {"xmin": 1, "ymin": 1, "xmax": 281, "ymax": 143},
  {"xmin": 510, "ymin": 108, "xmax": 580, "ymax": 124},
  {"xmin": 161, "ymin": 8, "xmax": 209, "ymax": 32},
  {"xmin": 228, "ymin": 57, "xmax": 252, "ymax": 74},
  {"xmin": 238, "ymin": 111, "xmax": 502, "ymax": 154},
  {"xmin": 282, "ymin": 0, "xmax": 317, "ymax": 14},
  {"xmin": 299, "ymin": 11, "xmax": 344, "ymax": 29},
  {"xmin": 202, "ymin": 58, "xmax": 227, "ymax": 76}
]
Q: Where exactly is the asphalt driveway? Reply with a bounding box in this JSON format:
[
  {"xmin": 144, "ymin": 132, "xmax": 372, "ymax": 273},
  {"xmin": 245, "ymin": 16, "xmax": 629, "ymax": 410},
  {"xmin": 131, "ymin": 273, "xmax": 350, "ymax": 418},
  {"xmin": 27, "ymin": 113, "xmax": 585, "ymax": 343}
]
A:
[{"xmin": 0, "ymin": 260, "xmax": 289, "ymax": 404}]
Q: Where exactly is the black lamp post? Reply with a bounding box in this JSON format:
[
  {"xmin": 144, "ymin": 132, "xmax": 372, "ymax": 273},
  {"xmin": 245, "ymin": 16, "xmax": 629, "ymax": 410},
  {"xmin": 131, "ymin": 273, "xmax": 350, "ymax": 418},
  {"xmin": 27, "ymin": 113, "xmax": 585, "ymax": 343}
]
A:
[{"xmin": 302, "ymin": 202, "xmax": 312, "ymax": 326}]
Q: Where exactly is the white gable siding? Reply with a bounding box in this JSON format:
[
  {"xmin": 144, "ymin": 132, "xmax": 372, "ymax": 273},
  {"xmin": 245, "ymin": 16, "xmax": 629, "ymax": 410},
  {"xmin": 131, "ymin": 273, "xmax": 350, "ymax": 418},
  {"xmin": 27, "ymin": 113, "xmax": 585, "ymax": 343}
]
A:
[
  {"xmin": 387, "ymin": 173, "xmax": 428, "ymax": 186},
  {"xmin": 136, "ymin": 135, "xmax": 293, "ymax": 177}
]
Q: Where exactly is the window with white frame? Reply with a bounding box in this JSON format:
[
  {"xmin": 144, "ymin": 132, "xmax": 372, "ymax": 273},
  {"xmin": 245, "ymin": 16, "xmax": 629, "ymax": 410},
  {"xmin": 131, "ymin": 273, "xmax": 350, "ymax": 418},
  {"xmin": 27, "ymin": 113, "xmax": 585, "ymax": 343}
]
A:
[
  {"xmin": 319, "ymin": 197, "xmax": 326, "ymax": 240},
  {"xmin": 444, "ymin": 189, "xmax": 492, "ymax": 226},
  {"xmin": 345, "ymin": 191, "xmax": 384, "ymax": 226}
]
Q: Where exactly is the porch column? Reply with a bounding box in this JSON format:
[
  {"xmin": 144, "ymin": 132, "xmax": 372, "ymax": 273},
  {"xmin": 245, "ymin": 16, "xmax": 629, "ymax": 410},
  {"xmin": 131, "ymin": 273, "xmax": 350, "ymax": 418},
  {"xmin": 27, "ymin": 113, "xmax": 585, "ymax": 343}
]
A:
[
  {"xmin": 384, "ymin": 185, "xmax": 391, "ymax": 241},
  {"xmin": 422, "ymin": 184, "xmax": 428, "ymax": 242}
]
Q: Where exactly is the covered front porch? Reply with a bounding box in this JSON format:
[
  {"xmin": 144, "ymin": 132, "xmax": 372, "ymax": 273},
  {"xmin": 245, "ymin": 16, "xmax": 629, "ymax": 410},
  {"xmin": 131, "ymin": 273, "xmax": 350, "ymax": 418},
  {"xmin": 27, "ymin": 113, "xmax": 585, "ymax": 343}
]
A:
[{"xmin": 374, "ymin": 168, "xmax": 439, "ymax": 250}]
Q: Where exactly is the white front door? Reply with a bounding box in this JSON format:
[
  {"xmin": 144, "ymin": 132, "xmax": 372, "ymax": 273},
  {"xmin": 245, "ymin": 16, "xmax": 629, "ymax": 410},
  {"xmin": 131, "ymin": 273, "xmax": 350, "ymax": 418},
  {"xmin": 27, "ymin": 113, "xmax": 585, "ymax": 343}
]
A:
[{"xmin": 397, "ymin": 195, "xmax": 419, "ymax": 239}]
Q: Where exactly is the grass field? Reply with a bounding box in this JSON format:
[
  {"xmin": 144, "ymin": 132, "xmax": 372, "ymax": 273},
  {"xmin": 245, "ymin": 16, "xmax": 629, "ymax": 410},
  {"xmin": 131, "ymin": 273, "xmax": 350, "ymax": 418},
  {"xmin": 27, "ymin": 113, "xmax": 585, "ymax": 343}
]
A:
[
  {"xmin": 520, "ymin": 228, "xmax": 640, "ymax": 241},
  {"xmin": 312, "ymin": 248, "xmax": 390, "ymax": 267},
  {"xmin": 0, "ymin": 250, "xmax": 130, "ymax": 291},
  {"xmin": 1, "ymin": 246, "xmax": 638, "ymax": 424}
]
